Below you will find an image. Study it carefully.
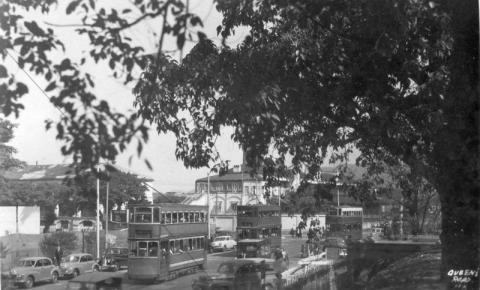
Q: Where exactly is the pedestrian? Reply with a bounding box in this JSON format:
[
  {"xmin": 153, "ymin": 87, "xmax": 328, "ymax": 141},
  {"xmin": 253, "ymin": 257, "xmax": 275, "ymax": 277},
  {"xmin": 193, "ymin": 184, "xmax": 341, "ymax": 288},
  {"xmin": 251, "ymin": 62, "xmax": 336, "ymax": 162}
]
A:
[
  {"xmin": 54, "ymin": 244, "xmax": 63, "ymax": 266},
  {"xmin": 290, "ymin": 227, "xmax": 295, "ymax": 238}
]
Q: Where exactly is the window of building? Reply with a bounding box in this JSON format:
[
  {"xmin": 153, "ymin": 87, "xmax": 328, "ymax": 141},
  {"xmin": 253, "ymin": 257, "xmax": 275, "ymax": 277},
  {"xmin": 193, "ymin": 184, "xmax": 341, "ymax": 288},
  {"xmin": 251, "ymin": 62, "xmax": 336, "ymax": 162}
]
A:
[
  {"xmin": 215, "ymin": 202, "xmax": 222, "ymax": 214},
  {"xmin": 231, "ymin": 202, "xmax": 238, "ymax": 211},
  {"xmin": 153, "ymin": 208, "xmax": 160, "ymax": 223}
]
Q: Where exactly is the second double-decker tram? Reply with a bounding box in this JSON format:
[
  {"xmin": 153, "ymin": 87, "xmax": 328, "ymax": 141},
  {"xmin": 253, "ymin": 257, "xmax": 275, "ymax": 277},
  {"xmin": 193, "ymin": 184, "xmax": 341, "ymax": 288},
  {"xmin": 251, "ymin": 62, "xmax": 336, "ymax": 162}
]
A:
[
  {"xmin": 236, "ymin": 205, "xmax": 281, "ymax": 258},
  {"xmin": 127, "ymin": 203, "xmax": 208, "ymax": 281},
  {"xmin": 325, "ymin": 206, "xmax": 363, "ymax": 240}
]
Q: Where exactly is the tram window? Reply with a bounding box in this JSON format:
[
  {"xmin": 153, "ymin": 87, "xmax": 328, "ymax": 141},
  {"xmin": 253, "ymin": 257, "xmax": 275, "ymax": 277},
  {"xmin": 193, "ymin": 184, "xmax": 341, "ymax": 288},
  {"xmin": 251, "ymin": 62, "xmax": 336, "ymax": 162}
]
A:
[
  {"xmin": 199, "ymin": 212, "xmax": 205, "ymax": 222},
  {"xmin": 153, "ymin": 208, "xmax": 160, "ymax": 223},
  {"xmin": 169, "ymin": 240, "xmax": 175, "ymax": 254},
  {"xmin": 200, "ymin": 238, "xmax": 205, "ymax": 249},
  {"xmin": 129, "ymin": 242, "xmax": 138, "ymax": 256},
  {"xmin": 148, "ymin": 242, "xmax": 158, "ymax": 256},
  {"xmin": 138, "ymin": 241, "xmax": 148, "ymax": 256},
  {"xmin": 161, "ymin": 213, "xmax": 166, "ymax": 224},
  {"xmin": 189, "ymin": 212, "xmax": 194, "ymax": 222},
  {"xmin": 194, "ymin": 212, "xmax": 199, "ymax": 222},
  {"xmin": 160, "ymin": 241, "xmax": 168, "ymax": 257},
  {"xmin": 175, "ymin": 240, "xmax": 182, "ymax": 254},
  {"xmin": 172, "ymin": 212, "xmax": 178, "ymax": 223},
  {"xmin": 179, "ymin": 212, "xmax": 185, "ymax": 223},
  {"xmin": 166, "ymin": 212, "xmax": 172, "ymax": 224},
  {"xmin": 183, "ymin": 212, "xmax": 188, "ymax": 222},
  {"xmin": 135, "ymin": 213, "xmax": 151, "ymax": 223}
]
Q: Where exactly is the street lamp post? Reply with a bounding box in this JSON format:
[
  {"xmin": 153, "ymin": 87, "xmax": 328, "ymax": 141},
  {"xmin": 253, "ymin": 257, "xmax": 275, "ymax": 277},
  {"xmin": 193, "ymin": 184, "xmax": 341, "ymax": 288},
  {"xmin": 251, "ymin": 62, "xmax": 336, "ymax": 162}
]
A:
[
  {"xmin": 96, "ymin": 171, "xmax": 100, "ymax": 260},
  {"xmin": 207, "ymin": 173, "xmax": 211, "ymax": 240}
]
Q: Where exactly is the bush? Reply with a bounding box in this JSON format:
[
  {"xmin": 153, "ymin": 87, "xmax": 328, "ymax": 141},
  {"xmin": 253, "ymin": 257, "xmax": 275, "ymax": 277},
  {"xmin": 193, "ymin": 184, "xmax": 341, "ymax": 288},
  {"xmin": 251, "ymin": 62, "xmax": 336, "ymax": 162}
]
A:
[{"xmin": 39, "ymin": 232, "xmax": 77, "ymax": 260}]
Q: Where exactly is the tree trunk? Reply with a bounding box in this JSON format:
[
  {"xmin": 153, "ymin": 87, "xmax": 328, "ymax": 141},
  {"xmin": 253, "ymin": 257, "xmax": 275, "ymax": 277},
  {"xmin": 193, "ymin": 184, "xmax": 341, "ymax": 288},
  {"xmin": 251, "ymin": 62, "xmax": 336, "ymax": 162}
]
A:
[
  {"xmin": 435, "ymin": 0, "xmax": 479, "ymax": 288},
  {"xmin": 437, "ymin": 167, "xmax": 479, "ymax": 288}
]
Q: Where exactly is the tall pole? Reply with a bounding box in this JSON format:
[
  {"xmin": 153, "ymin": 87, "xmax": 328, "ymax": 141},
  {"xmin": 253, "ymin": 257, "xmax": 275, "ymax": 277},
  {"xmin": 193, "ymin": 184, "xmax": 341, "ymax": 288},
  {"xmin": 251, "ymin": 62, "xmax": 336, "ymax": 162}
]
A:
[
  {"xmin": 16, "ymin": 203, "xmax": 18, "ymax": 233},
  {"xmin": 207, "ymin": 173, "xmax": 211, "ymax": 239},
  {"xmin": 96, "ymin": 168, "xmax": 100, "ymax": 260},
  {"xmin": 104, "ymin": 181, "xmax": 109, "ymax": 264}
]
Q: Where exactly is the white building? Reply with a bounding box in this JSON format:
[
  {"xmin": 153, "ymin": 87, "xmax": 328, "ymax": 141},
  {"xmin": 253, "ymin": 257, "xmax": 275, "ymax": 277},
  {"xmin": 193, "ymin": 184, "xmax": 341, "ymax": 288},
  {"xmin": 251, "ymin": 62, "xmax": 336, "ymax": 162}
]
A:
[
  {"xmin": 0, "ymin": 206, "xmax": 41, "ymax": 236},
  {"xmin": 183, "ymin": 164, "xmax": 290, "ymax": 232}
]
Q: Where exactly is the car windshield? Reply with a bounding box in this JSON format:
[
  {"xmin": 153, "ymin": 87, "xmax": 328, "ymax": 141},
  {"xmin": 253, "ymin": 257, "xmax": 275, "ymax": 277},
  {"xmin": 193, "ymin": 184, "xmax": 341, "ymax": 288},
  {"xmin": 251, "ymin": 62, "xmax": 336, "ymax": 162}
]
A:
[
  {"xmin": 15, "ymin": 260, "xmax": 35, "ymax": 267},
  {"xmin": 217, "ymin": 263, "xmax": 234, "ymax": 274},
  {"xmin": 64, "ymin": 255, "xmax": 80, "ymax": 263}
]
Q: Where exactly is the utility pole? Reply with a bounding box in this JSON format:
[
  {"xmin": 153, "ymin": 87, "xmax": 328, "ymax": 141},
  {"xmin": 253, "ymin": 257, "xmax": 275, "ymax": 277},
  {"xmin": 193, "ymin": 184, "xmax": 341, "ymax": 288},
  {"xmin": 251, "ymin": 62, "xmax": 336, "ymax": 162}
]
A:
[
  {"xmin": 104, "ymin": 181, "xmax": 109, "ymax": 265},
  {"xmin": 95, "ymin": 164, "xmax": 102, "ymax": 261},
  {"xmin": 207, "ymin": 173, "xmax": 211, "ymax": 239}
]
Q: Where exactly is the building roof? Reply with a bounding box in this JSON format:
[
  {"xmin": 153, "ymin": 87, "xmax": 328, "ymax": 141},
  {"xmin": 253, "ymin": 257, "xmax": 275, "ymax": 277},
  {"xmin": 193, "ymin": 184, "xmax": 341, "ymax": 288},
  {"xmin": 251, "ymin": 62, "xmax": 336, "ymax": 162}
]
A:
[
  {"xmin": 2, "ymin": 163, "xmax": 153, "ymax": 182},
  {"xmin": 1, "ymin": 164, "xmax": 75, "ymax": 181},
  {"xmin": 196, "ymin": 171, "xmax": 263, "ymax": 183}
]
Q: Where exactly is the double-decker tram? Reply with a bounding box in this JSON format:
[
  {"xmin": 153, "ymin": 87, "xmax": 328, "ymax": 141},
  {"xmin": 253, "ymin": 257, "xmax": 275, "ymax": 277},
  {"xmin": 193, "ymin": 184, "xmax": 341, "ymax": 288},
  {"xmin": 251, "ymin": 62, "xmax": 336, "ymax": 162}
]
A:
[
  {"xmin": 236, "ymin": 205, "xmax": 281, "ymax": 258},
  {"xmin": 325, "ymin": 206, "xmax": 363, "ymax": 240},
  {"xmin": 127, "ymin": 203, "xmax": 208, "ymax": 281}
]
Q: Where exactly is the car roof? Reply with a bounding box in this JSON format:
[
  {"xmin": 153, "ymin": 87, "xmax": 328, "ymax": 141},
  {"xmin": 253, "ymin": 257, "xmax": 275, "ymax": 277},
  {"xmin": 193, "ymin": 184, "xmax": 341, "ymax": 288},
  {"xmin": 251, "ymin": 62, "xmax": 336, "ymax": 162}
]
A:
[
  {"xmin": 237, "ymin": 239, "xmax": 264, "ymax": 243},
  {"xmin": 215, "ymin": 235, "xmax": 232, "ymax": 238},
  {"xmin": 68, "ymin": 272, "xmax": 122, "ymax": 283},
  {"xmin": 67, "ymin": 253, "xmax": 92, "ymax": 256}
]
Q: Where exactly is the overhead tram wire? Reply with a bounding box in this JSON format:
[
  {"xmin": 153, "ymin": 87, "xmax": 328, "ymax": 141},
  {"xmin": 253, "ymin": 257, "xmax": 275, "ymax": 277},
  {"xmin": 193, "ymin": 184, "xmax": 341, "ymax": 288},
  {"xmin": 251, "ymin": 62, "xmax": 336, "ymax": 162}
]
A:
[{"xmin": 5, "ymin": 49, "xmax": 67, "ymax": 118}]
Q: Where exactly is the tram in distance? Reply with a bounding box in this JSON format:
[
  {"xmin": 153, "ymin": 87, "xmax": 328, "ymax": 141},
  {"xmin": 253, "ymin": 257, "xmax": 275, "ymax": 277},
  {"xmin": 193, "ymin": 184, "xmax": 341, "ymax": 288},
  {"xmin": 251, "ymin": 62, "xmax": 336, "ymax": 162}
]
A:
[
  {"xmin": 325, "ymin": 206, "xmax": 363, "ymax": 240},
  {"xmin": 236, "ymin": 205, "xmax": 281, "ymax": 258},
  {"xmin": 127, "ymin": 203, "xmax": 208, "ymax": 282}
]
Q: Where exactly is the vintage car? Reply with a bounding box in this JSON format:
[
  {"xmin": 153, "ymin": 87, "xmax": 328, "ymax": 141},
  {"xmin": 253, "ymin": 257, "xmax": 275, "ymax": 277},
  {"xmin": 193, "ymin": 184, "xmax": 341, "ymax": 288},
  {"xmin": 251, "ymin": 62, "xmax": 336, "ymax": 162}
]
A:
[
  {"xmin": 191, "ymin": 258, "xmax": 278, "ymax": 290},
  {"xmin": 236, "ymin": 239, "xmax": 271, "ymax": 258},
  {"xmin": 9, "ymin": 257, "xmax": 62, "ymax": 288},
  {"xmin": 103, "ymin": 247, "xmax": 129, "ymax": 270},
  {"xmin": 61, "ymin": 253, "xmax": 100, "ymax": 277},
  {"xmin": 209, "ymin": 235, "xmax": 237, "ymax": 252},
  {"xmin": 66, "ymin": 272, "xmax": 122, "ymax": 290}
]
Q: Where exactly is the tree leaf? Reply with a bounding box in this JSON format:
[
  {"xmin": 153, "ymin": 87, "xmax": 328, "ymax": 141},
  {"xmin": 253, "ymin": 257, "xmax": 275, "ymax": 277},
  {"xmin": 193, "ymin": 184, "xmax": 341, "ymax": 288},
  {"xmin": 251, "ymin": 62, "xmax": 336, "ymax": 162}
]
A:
[
  {"xmin": 24, "ymin": 21, "xmax": 45, "ymax": 36},
  {"xmin": 66, "ymin": 0, "xmax": 81, "ymax": 15},
  {"xmin": 0, "ymin": 65, "xmax": 7, "ymax": 78},
  {"xmin": 177, "ymin": 33, "xmax": 185, "ymax": 49},
  {"xmin": 45, "ymin": 81, "xmax": 56, "ymax": 92}
]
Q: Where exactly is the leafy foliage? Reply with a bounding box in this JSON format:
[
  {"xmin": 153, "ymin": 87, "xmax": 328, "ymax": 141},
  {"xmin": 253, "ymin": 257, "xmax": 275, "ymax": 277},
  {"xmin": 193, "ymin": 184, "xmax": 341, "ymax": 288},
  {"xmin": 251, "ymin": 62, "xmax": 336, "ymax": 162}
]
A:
[
  {"xmin": 39, "ymin": 231, "xmax": 77, "ymax": 259},
  {"xmin": 0, "ymin": 119, "xmax": 25, "ymax": 170},
  {"xmin": 0, "ymin": 0, "xmax": 204, "ymax": 173},
  {"xmin": 134, "ymin": 0, "xmax": 478, "ymax": 276}
]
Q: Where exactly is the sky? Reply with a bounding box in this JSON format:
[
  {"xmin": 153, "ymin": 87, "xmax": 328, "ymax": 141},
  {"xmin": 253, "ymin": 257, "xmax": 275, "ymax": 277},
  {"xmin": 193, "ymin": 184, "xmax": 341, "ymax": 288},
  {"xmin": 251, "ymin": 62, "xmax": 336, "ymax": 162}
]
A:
[{"xmin": 5, "ymin": 0, "xmax": 248, "ymax": 193}]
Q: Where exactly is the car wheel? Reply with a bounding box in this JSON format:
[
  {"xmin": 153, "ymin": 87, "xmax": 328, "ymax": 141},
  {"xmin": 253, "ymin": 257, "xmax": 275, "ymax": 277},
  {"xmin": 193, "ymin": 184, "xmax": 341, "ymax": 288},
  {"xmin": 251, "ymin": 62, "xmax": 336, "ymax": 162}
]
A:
[
  {"xmin": 24, "ymin": 276, "xmax": 34, "ymax": 288},
  {"xmin": 51, "ymin": 271, "xmax": 59, "ymax": 283},
  {"xmin": 73, "ymin": 269, "xmax": 80, "ymax": 278}
]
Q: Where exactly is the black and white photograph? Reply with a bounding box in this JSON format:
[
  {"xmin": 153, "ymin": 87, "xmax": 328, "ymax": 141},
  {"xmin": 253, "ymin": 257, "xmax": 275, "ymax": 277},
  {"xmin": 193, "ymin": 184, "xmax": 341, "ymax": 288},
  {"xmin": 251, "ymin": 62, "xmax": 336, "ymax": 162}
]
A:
[{"xmin": 0, "ymin": 0, "xmax": 478, "ymax": 289}]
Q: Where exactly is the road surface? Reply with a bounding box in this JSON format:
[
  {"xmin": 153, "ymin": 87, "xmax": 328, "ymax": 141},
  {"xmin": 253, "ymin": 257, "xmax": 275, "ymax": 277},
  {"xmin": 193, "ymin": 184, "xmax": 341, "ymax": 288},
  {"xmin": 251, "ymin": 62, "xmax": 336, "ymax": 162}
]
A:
[{"xmin": 21, "ymin": 236, "xmax": 308, "ymax": 290}]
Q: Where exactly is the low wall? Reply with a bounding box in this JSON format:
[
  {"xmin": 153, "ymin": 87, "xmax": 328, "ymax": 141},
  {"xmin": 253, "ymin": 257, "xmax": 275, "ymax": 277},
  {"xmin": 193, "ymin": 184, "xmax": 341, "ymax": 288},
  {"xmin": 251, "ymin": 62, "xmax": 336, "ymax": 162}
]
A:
[{"xmin": 346, "ymin": 241, "xmax": 440, "ymax": 286}]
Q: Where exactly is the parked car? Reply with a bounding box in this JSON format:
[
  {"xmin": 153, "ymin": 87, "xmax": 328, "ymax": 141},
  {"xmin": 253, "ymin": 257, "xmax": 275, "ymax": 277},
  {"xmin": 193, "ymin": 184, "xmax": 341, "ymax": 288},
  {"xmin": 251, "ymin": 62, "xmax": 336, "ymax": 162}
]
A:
[
  {"xmin": 103, "ymin": 247, "xmax": 129, "ymax": 270},
  {"xmin": 61, "ymin": 253, "xmax": 100, "ymax": 277},
  {"xmin": 192, "ymin": 258, "xmax": 279, "ymax": 290},
  {"xmin": 209, "ymin": 235, "xmax": 237, "ymax": 252},
  {"xmin": 9, "ymin": 257, "xmax": 61, "ymax": 288},
  {"xmin": 66, "ymin": 272, "xmax": 122, "ymax": 290}
]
